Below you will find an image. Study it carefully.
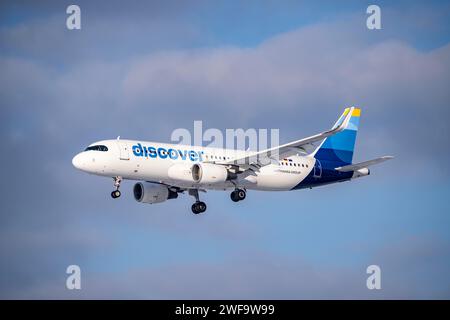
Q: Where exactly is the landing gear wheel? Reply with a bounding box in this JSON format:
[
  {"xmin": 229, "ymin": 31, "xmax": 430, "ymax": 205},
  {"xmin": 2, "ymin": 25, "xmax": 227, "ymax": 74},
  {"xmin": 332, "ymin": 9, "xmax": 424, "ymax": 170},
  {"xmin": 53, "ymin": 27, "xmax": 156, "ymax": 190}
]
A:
[
  {"xmin": 111, "ymin": 190, "xmax": 121, "ymax": 198},
  {"xmin": 230, "ymin": 191, "xmax": 239, "ymax": 202},
  {"xmin": 189, "ymin": 189, "xmax": 207, "ymax": 214},
  {"xmin": 230, "ymin": 189, "xmax": 246, "ymax": 202},
  {"xmin": 198, "ymin": 201, "xmax": 207, "ymax": 213},
  {"xmin": 191, "ymin": 201, "xmax": 207, "ymax": 214},
  {"xmin": 111, "ymin": 176, "xmax": 122, "ymax": 199}
]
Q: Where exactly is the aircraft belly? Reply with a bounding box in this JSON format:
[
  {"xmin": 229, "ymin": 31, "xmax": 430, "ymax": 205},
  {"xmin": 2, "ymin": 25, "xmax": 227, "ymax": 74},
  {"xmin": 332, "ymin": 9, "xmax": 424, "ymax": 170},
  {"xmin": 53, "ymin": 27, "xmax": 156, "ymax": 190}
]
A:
[{"xmin": 249, "ymin": 165, "xmax": 311, "ymax": 191}]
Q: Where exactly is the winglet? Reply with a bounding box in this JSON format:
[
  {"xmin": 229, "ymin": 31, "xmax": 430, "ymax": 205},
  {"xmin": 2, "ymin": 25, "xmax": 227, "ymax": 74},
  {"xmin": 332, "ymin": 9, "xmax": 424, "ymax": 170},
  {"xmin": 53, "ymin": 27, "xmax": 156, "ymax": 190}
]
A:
[{"xmin": 335, "ymin": 107, "xmax": 354, "ymax": 133}]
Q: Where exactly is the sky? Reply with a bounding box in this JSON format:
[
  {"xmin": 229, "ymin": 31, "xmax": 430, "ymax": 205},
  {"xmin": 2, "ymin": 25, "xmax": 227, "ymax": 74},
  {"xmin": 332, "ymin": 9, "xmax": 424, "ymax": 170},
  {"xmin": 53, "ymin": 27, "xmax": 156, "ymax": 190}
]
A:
[{"xmin": 0, "ymin": 0, "xmax": 449, "ymax": 299}]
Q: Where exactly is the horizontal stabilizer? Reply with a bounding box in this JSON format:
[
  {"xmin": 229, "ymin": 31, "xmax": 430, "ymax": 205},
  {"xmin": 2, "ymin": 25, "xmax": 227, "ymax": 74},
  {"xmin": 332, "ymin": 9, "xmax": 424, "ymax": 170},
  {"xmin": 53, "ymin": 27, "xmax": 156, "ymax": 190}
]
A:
[{"xmin": 335, "ymin": 156, "xmax": 394, "ymax": 172}]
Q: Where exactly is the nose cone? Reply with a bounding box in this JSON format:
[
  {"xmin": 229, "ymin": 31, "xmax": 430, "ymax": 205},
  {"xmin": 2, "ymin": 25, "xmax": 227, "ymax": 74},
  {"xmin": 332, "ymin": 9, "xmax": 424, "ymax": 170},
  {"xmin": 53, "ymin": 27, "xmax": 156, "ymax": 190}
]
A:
[{"xmin": 72, "ymin": 153, "xmax": 84, "ymax": 170}]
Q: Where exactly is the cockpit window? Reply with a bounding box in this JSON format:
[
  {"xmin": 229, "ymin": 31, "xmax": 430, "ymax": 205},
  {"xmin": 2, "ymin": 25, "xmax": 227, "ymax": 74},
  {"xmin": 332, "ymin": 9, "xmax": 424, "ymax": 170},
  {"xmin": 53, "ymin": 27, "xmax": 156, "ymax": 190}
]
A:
[{"xmin": 84, "ymin": 145, "xmax": 108, "ymax": 152}]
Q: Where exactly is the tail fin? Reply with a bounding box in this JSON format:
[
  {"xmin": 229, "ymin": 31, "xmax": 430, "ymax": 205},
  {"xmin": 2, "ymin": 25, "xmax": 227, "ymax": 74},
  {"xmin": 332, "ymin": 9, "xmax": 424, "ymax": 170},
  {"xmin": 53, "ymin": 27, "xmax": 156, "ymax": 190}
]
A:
[{"xmin": 312, "ymin": 107, "xmax": 360, "ymax": 166}]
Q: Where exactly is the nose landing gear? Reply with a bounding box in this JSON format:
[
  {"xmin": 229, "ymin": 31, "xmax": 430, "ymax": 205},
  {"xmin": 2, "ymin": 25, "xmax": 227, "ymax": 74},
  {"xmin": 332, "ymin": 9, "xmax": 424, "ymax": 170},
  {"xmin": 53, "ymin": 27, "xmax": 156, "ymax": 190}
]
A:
[
  {"xmin": 111, "ymin": 190, "xmax": 121, "ymax": 198},
  {"xmin": 111, "ymin": 176, "xmax": 122, "ymax": 199},
  {"xmin": 230, "ymin": 188, "xmax": 246, "ymax": 202}
]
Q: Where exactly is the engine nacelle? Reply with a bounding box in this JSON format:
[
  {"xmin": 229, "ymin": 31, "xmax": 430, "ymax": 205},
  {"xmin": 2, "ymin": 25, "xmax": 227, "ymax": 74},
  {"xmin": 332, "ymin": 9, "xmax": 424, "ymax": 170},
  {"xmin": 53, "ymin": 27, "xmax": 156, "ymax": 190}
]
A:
[
  {"xmin": 192, "ymin": 163, "xmax": 230, "ymax": 185},
  {"xmin": 133, "ymin": 182, "xmax": 178, "ymax": 204},
  {"xmin": 352, "ymin": 167, "xmax": 370, "ymax": 179}
]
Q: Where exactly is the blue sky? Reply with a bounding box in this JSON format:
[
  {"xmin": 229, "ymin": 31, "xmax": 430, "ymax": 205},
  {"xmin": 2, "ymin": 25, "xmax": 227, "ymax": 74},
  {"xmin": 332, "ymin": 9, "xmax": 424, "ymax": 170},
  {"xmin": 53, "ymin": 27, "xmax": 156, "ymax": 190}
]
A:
[{"xmin": 0, "ymin": 0, "xmax": 449, "ymax": 298}]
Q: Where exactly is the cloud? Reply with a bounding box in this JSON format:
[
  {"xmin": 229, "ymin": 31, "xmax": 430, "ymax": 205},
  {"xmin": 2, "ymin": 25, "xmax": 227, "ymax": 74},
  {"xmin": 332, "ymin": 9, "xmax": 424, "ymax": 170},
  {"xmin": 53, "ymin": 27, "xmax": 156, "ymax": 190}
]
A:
[
  {"xmin": 2, "ymin": 10, "xmax": 449, "ymax": 167},
  {"xmin": 0, "ymin": 2, "xmax": 449, "ymax": 299},
  {"xmin": 6, "ymin": 235, "xmax": 449, "ymax": 299},
  {"xmin": 121, "ymin": 22, "xmax": 450, "ymax": 174},
  {"xmin": 0, "ymin": 1, "xmax": 203, "ymax": 60}
]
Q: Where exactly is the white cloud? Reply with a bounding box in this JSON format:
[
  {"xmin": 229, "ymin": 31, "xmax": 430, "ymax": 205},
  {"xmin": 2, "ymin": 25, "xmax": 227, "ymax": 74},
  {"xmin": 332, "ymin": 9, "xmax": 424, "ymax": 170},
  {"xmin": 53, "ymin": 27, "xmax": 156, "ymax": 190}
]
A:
[{"xmin": 1, "ymin": 6, "xmax": 450, "ymax": 299}]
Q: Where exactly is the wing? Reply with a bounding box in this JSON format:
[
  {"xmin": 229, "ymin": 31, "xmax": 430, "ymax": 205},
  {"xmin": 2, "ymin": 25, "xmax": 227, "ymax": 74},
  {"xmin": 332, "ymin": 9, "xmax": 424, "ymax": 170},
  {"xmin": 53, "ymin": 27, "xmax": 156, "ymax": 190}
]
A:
[
  {"xmin": 335, "ymin": 156, "xmax": 394, "ymax": 172},
  {"xmin": 225, "ymin": 107, "xmax": 355, "ymax": 169}
]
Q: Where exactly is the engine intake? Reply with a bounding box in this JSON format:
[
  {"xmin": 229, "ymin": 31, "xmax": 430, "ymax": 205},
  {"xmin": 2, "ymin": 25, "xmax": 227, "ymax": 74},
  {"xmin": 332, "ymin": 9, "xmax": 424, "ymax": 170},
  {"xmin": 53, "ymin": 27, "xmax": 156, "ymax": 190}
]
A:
[{"xmin": 133, "ymin": 182, "xmax": 178, "ymax": 204}]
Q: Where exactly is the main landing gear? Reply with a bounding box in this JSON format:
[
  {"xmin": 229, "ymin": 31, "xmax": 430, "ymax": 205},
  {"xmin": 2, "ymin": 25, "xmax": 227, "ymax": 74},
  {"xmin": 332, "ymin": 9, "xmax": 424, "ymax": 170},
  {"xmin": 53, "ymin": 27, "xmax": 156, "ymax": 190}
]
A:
[
  {"xmin": 189, "ymin": 189, "xmax": 207, "ymax": 214},
  {"xmin": 230, "ymin": 188, "xmax": 246, "ymax": 202},
  {"xmin": 111, "ymin": 176, "xmax": 122, "ymax": 199}
]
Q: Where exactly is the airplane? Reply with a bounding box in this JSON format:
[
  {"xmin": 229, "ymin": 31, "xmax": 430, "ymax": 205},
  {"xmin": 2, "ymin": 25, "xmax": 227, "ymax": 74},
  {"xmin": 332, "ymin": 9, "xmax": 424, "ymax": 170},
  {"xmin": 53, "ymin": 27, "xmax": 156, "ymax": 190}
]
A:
[{"xmin": 72, "ymin": 107, "xmax": 393, "ymax": 214}]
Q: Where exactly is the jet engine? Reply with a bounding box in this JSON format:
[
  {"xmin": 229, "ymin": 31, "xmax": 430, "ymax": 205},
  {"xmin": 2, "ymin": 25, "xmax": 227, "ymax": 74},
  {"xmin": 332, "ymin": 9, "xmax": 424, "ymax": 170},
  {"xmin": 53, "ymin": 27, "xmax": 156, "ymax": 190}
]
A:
[
  {"xmin": 192, "ymin": 163, "xmax": 234, "ymax": 185},
  {"xmin": 133, "ymin": 182, "xmax": 178, "ymax": 204}
]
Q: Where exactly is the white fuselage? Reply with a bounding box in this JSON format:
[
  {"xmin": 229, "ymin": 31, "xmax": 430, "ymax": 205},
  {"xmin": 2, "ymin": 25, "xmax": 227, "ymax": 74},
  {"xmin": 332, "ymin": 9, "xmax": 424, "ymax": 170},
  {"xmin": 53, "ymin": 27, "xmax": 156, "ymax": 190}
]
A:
[{"xmin": 72, "ymin": 139, "xmax": 316, "ymax": 191}]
